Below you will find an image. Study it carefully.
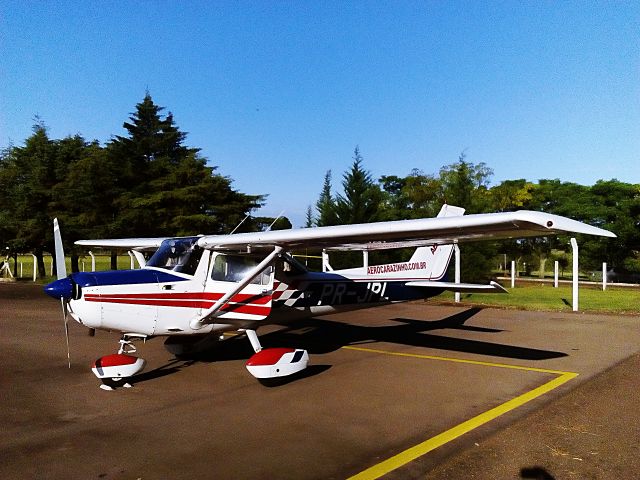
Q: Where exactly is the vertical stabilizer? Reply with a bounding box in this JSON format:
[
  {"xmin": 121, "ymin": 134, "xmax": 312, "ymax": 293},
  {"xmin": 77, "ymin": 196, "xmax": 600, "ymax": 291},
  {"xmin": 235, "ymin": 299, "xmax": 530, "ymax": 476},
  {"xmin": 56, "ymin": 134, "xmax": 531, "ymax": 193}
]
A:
[
  {"xmin": 407, "ymin": 204, "xmax": 465, "ymax": 280},
  {"xmin": 436, "ymin": 204, "xmax": 466, "ymax": 218},
  {"xmin": 337, "ymin": 204, "xmax": 466, "ymax": 281}
]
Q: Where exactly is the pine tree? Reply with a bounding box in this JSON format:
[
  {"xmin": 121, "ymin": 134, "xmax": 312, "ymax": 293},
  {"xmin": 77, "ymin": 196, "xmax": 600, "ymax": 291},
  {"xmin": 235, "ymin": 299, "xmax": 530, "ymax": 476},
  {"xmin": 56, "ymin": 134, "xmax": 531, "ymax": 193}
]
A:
[
  {"xmin": 334, "ymin": 146, "xmax": 382, "ymax": 224},
  {"xmin": 107, "ymin": 93, "xmax": 264, "ymax": 237},
  {"xmin": 315, "ymin": 170, "xmax": 337, "ymax": 226},
  {"xmin": 304, "ymin": 205, "xmax": 314, "ymax": 228},
  {"xmin": 1, "ymin": 121, "xmax": 60, "ymax": 276}
]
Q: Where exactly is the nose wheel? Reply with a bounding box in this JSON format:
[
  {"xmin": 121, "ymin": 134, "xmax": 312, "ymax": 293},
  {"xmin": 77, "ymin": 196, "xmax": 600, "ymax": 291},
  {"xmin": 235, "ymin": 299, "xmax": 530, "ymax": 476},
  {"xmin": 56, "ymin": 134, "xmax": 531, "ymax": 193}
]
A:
[{"xmin": 92, "ymin": 334, "xmax": 147, "ymax": 390}]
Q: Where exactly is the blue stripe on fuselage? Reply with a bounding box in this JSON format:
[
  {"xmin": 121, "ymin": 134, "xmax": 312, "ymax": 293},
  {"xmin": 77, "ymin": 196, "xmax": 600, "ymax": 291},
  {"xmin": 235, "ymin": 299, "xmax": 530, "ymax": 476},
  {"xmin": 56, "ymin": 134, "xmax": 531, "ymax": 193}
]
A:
[{"xmin": 71, "ymin": 269, "xmax": 188, "ymax": 288}]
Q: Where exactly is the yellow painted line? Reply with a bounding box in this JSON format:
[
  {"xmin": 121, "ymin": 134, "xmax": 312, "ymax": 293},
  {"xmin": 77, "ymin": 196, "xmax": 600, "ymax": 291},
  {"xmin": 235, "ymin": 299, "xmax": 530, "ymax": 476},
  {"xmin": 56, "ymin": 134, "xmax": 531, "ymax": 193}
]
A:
[
  {"xmin": 343, "ymin": 345, "xmax": 572, "ymax": 375},
  {"xmin": 343, "ymin": 346, "xmax": 578, "ymax": 480}
]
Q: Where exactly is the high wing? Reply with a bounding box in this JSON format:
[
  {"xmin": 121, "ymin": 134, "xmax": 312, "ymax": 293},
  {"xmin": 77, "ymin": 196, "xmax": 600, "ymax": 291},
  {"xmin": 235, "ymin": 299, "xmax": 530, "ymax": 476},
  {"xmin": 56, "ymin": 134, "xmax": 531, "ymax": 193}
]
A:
[{"xmin": 197, "ymin": 210, "xmax": 615, "ymax": 251}]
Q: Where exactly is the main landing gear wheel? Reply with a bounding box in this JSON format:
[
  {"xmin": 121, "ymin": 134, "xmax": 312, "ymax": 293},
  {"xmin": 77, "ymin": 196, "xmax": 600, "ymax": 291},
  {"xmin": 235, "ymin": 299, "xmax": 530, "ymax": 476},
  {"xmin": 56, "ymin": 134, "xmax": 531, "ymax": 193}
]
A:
[
  {"xmin": 242, "ymin": 330, "xmax": 309, "ymax": 382},
  {"xmin": 245, "ymin": 348, "xmax": 309, "ymax": 379}
]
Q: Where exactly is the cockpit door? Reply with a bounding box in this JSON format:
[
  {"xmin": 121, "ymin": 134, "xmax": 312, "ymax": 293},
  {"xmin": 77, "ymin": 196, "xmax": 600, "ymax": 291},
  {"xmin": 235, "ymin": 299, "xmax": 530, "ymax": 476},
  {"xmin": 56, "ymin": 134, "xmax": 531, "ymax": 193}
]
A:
[{"xmin": 204, "ymin": 253, "xmax": 275, "ymax": 321}]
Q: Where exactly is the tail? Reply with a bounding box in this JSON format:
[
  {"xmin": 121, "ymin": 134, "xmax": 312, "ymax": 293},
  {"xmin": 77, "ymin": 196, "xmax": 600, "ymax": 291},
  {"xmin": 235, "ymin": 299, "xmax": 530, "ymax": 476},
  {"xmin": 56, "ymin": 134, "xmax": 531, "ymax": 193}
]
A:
[
  {"xmin": 409, "ymin": 204, "xmax": 464, "ymax": 281},
  {"xmin": 358, "ymin": 204, "xmax": 464, "ymax": 280},
  {"xmin": 406, "ymin": 204, "xmax": 465, "ymax": 280},
  {"xmin": 405, "ymin": 245, "xmax": 453, "ymax": 281},
  {"xmin": 361, "ymin": 204, "xmax": 507, "ymax": 293}
]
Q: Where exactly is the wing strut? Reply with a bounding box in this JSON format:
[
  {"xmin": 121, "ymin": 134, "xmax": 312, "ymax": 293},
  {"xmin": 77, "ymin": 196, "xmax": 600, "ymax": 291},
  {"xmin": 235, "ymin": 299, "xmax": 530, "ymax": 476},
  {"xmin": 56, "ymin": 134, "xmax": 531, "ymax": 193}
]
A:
[{"xmin": 190, "ymin": 246, "xmax": 283, "ymax": 330}]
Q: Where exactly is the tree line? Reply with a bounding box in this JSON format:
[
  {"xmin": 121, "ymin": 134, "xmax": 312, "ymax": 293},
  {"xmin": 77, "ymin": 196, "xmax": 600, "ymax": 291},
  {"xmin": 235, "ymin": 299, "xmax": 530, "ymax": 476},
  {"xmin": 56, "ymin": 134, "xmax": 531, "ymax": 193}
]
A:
[
  {"xmin": 0, "ymin": 94, "xmax": 286, "ymax": 277},
  {"xmin": 1, "ymin": 95, "xmax": 637, "ymax": 280},
  {"xmin": 310, "ymin": 148, "xmax": 639, "ymax": 281}
]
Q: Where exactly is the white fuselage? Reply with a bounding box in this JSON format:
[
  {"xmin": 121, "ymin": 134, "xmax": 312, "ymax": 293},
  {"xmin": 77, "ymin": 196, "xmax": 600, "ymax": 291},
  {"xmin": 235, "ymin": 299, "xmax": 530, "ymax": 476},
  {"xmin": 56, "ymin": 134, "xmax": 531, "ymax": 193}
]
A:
[{"xmin": 66, "ymin": 247, "xmax": 450, "ymax": 337}]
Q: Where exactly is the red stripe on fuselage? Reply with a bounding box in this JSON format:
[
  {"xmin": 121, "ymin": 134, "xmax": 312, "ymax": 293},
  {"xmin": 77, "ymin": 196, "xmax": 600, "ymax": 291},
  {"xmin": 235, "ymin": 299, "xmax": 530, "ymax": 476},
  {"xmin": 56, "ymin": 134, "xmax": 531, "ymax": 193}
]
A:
[
  {"xmin": 83, "ymin": 292, "xmax": 271, "ymax": 315},
  {"xmin": 84, "ymin": 296, "xmax": 270, "ymax": 316},
  {"xmin": 84, "ymin": 291, "xmax": 271, "ymax": 304}
]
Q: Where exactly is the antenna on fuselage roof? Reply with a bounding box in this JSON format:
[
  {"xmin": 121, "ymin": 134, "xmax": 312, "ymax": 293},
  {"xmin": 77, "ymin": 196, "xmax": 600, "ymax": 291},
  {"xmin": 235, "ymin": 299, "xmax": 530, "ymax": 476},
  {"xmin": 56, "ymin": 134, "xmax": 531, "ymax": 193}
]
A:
[{"xmin": 229, "ymin": 215, "xmax": 250, "ymax": 235}]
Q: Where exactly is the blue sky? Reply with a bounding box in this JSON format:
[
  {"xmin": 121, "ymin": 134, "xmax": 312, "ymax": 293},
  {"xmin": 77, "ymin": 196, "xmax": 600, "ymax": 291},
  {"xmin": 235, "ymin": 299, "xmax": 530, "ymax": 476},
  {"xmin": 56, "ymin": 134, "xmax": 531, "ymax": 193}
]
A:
[{"xmin": 2, "ymin": 1, "xmax": 639, "ymax": 226}]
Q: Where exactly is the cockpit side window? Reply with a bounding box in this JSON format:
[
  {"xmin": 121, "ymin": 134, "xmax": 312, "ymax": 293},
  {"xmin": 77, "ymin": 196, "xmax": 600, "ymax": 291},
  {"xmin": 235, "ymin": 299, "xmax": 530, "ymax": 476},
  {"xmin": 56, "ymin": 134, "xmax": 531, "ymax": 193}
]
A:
[
  {"xmin": 146, "ymin": 238, "xmax": 203, "ymax": 275},
  {"xmin": 211, "ymin": 254, "xmax": 272, "ymax": 285}
]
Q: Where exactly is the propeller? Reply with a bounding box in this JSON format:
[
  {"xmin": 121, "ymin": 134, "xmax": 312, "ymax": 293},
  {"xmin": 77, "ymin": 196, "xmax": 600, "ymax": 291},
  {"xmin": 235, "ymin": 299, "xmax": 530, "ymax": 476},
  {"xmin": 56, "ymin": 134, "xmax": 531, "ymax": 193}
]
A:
[
  {"xmin": 53, "ymin": 218, "xmax": 71, "ymax": 369},
  {"xmin": 60, "ymin": 298, "xmax": 71, "ymax": 368}
]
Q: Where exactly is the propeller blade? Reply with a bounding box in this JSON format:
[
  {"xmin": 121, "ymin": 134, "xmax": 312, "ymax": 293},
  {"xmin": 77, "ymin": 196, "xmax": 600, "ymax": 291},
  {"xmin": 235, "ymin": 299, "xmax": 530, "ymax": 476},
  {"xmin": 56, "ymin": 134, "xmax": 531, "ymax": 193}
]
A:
[
  {"xmin": 60, "ymin": 298, "xmax": 71, "ymax": 368},
  {"xmin": 53, "ymin": 218, "xmax": 67, "ymax": 279}
]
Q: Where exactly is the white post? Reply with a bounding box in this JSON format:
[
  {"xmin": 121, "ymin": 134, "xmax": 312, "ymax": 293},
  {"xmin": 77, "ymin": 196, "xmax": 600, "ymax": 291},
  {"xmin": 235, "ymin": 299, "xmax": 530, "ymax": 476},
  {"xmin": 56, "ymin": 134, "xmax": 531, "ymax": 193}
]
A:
[
  {"xmin": 32, "ymin": 254, "xmax": 37, "ymax": 281},
  {"xmin": 554, "ymin": 261, "xmax": 559, "ymax": 288},
  {"xmin": 82, "ymin": 261, "xmax": 85, "ymax": 272},
  {"xmin": 89, "ymin": 251, "xmax": 96, "ymax": 271},
  {"xmin": 362, "ymin": 251, "xmax": 369, "ymax": 272},
  {"xmin": 510, "ymin": 260, "xmax": 515, "ymax": 288},
  {"xmin": 127, "ymin": 250, "xmax": 135, "ymax": 269},
  {"xmin": 454, "ymin": 244, "xmax": 461, "ymax": 303},
  {"xmin": 50, "ymin": 256, "xmax": 53, "ymax": 276},
  {"xmin": 322, "ymin": 249, "xmax": 333, "ymax": 272},
  {"xmin": 602, "ymin": 262, "xmax": 607, "ymax": 291},
  {"xmin": 19, "ymin": 262, "xmax": 23, "ymax": 278},
  {"xmin": 570, "ymin": 238, "xmax": 579, "ymax": 312}
]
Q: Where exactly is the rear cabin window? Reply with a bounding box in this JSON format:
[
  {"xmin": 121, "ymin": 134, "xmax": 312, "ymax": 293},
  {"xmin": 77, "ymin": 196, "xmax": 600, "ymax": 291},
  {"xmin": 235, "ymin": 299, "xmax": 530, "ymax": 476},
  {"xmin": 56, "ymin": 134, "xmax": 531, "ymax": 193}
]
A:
[{"xmin": 211, "ymin": 254, "xmax": 272, "ymax": 285}]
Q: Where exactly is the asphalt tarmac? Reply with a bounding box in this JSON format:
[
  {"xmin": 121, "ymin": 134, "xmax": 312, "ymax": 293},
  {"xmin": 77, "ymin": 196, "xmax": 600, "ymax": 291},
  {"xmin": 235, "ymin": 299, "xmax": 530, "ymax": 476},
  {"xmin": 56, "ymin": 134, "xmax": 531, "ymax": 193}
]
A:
[{"xmin": 2, "ymin": 282, "xmax": 639, "ymax": 479}]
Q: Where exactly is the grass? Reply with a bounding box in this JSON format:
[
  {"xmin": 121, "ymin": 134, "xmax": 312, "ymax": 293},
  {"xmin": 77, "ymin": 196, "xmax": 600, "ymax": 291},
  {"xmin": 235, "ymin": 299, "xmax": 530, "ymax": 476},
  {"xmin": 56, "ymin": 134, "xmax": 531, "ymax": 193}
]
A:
[
  {"xmin": 4, "ymin": 255, "xmax": 639, "ymax": 315},
  {"xmin": 436, "ymin": 283, "xmax": 640, "ymax": 315}
]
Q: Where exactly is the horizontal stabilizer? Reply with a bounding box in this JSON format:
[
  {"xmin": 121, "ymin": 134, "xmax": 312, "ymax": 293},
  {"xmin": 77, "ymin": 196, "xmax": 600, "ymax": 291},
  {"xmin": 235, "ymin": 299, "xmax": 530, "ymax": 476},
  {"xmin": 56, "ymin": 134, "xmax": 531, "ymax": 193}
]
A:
[{"xmin": 406, "ymin": 280, "xmax": 508, "ymax": 293}]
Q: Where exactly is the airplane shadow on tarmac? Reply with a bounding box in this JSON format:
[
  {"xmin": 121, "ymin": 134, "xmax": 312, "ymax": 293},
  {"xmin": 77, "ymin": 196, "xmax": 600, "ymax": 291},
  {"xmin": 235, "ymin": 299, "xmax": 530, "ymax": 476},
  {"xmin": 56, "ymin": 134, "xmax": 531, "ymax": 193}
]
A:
[
  {"xmin": 131, "ymin": 307, "xmax": 567, "ymax": 386},
  {"xmin": 129, "ymin": 357, "xmax": 197, "ymax": 385},
  {"xmin": 266, "ymin": 307, "xmax": 567, "ymax": 361}
]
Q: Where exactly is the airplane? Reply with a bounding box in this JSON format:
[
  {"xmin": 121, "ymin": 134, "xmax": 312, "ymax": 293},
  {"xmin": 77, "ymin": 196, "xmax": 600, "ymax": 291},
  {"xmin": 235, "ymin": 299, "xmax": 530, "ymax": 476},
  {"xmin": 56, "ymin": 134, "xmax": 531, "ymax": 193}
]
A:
[{"xmin": 44, "ymin": 205, "xmax": 615, "ymax": 390}]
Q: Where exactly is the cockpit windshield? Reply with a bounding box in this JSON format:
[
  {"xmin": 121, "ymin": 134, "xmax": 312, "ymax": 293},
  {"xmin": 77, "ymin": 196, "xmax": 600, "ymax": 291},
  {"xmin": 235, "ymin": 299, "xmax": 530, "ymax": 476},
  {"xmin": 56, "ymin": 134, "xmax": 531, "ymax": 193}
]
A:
[{"xmin": 146, "ymin": 237, "xmax": 203, "ymax": 275}]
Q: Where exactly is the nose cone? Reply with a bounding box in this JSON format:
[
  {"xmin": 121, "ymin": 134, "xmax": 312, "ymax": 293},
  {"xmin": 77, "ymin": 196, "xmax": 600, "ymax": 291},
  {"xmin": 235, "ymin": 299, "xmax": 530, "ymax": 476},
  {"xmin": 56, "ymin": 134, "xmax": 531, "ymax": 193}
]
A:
[{"xmin": 44, "ymin": 277, "xmax": 74, "ymax": 300}]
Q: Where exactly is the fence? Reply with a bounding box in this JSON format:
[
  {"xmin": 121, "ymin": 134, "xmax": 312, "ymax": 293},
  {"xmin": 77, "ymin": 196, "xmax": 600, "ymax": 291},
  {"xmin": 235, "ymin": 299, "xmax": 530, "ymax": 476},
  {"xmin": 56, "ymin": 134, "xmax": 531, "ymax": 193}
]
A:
[{"xmin": 2, "ymin": 254, "xmax": 136, "ymax": 281}]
